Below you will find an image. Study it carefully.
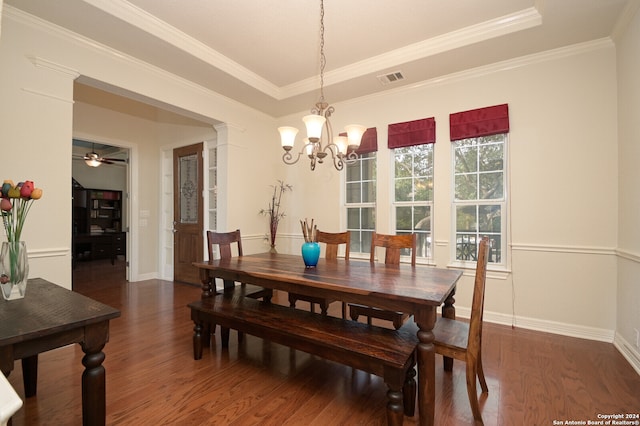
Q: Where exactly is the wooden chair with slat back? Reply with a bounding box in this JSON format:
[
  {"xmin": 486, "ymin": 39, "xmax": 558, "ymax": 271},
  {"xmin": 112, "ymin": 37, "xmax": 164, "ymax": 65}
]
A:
[
  {"xmin": 289, "ymin": 230, "xmax": 350, "ymax": 318},
  {"xmin": 204, "ymin": 230, "xmax": 272, "ymax": 347},
  {"xmin": 433, "ymin": 236, "xmax": 489, "ymax": 425},
  {"xmin": 349, "ymin": 232, "xmax": 416, "ymax": 329}
]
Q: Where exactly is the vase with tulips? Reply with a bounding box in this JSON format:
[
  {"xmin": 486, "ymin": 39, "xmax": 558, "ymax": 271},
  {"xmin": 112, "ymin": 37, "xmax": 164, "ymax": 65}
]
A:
[{"xmin": 0, "ymin": 180, "xmax": 43, "ymax": 300}]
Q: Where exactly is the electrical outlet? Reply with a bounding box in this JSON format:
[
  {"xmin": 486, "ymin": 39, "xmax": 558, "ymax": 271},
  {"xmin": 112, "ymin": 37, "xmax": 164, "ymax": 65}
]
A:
[{"xmin": 635, "ymin": 328, "xmax": 640, "ymax": 348}]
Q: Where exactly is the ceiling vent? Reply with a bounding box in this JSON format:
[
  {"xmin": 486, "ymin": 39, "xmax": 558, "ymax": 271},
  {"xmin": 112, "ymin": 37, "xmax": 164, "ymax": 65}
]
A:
[{"xmin": 377, "ymin": 71, "xmax": 405, "ymax": 86}]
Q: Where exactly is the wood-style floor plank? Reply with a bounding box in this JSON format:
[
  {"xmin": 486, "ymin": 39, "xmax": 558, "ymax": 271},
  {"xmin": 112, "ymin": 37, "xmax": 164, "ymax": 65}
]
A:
[{"xmin": 5, "ymin": 259, "xmax": 640, "ymax": 425}]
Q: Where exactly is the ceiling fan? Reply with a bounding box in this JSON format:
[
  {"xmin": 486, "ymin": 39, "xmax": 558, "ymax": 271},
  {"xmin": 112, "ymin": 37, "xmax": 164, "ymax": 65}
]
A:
[{"xmin": 74, "ymin": 143, "xmax": 128, "ymax": 167}]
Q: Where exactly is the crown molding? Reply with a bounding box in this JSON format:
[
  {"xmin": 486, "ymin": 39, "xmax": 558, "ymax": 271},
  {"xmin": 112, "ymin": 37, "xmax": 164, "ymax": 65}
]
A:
[
  {"xmin": 4, "ymin": 5, "xmax": 271, "ymax": 118},
  {"xmin": 282, "ymin": 6, "xmax": 543, "ymax": 98},
  {"xmin": 611, "ymin": 0, "xmax": 640, "ymax": 42},
  {"xmin": 13, "ymin": 0, "xmax": 543, "ymax": 101},
  {"xmin": 81, "ymin": 0, "xmax": 281, "ymax": 99},
  {"xmin": 26, "ymin": 55, "xmax": 80, "ymax": 78}
]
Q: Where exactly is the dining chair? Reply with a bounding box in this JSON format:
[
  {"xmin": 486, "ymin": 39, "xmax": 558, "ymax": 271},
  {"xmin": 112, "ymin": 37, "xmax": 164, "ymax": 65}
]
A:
[
  {"xmin": 289, "ymin": 230, "xmax": 350, "ymax": 318},
  {"xmin": 205, "ymin": 229, "xmax": 272, "ymax": 346},
  {"xmin": 349, "ymin": 232, "xmax": 416, "ymax": 329},
  {"xmin": 433, "ymin": 236, "xmax": 490, "ymax": 425}
]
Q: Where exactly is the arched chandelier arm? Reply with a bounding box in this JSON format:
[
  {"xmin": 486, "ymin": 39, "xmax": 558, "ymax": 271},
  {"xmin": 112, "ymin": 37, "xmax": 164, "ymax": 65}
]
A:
[{"xmin": 282, "ymin": 150, "xmax": 302, "ymax": 165}]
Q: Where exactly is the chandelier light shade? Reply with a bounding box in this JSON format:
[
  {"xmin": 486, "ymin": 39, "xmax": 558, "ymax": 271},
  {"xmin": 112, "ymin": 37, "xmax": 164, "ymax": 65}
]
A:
[
  {"xmin": 279, "ymin": 0, "xmax": 366, "ymax": 171},
  {"xmin": 278, "ymin": 126, "xmax": 299, "ymax": 150}
]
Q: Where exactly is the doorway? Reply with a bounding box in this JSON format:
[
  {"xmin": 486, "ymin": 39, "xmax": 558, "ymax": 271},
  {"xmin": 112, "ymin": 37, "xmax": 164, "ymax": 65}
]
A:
[
  {"xmin": 172, "ymin": 142, "xmax": 204, "ymax": 284},
  {"xmin": 71, "ymin": 139, "xmax": 130, "ymax": 284}
]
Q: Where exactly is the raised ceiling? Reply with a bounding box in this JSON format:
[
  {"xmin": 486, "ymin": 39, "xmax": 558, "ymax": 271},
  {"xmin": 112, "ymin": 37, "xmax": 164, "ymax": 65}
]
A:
[{"xmin": 5, "ymin": 0, "xmax": 637, "ymax": 117}]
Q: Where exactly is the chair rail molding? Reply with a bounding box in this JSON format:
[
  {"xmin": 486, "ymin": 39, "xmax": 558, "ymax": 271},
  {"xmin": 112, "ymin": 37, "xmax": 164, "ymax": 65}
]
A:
[
  {"xmin": 510, "ymin": 242, "xmax": 616, "ymax": 256},
  {"xmin": 617, "ymin": 248, "xmax": 640, "ymax": 264}
]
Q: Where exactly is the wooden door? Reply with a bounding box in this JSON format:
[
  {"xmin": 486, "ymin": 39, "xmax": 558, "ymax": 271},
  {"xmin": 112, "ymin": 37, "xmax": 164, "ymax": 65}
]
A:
[{"xmin": 173, "ymin": 143, "xmax": 204, "ymax": 284}]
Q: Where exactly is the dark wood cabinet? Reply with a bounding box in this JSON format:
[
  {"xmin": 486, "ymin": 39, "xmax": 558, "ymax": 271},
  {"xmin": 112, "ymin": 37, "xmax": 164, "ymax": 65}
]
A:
[{"xmin": 73, "ymin": 188, "xmax": 126, "ymax": 264}]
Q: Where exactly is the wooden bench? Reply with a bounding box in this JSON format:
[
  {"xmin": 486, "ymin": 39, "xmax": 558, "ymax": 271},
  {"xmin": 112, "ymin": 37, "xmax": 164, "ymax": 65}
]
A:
[{"xmin": 189, "ymin": 292, "xmax": 419, "ymax": 426}]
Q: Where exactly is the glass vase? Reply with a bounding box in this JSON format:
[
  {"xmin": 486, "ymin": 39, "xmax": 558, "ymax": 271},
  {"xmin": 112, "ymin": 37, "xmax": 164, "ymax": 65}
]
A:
[
  {"xmin": 0, "ymin": 241, "xmax": 29, "ymax": 300},
  {"xmin": 301, "ymin": 242, "xmax": 320, "ymax": 269}
]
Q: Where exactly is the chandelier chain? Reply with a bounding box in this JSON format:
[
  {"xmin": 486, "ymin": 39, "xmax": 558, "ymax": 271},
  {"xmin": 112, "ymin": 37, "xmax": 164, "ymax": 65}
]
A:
[{"xmin": 319, "ymin": 0, "xmax": 326, "ymax": 104}]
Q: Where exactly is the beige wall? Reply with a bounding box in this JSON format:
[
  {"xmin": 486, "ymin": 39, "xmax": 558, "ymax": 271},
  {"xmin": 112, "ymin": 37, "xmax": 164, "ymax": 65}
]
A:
[
  {"xmin": 277, "ymin": 41, "xmax": 620, "ymax": 342},
  {"xmin": 615, "ymin": 5, "xmax": 640, "ymax": 371}
]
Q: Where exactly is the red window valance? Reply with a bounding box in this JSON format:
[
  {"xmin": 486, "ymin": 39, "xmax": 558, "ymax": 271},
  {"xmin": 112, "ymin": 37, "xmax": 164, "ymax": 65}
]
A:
[
  {"xmin": 388, "ymin": 117, "xmax": 436, "ymax": 149},
  {"xmin": 341, "ymin": 127, "xmax": 378, "ymax": 154},
  {"xmin": 449, "ymin": 104, "xmax": 509, "ymax": 141}
]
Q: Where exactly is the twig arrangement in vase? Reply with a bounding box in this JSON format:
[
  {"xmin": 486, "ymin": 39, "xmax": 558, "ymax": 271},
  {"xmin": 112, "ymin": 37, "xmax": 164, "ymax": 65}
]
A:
[
  {"xmin": 300, "ymin": 218, "xmax": 317, "ymax": 243},
  {"xmin": 300, "ymin": 218, "xmax": 320, "ymax": 268},
  {"xmin": 259, "ymin": 180, "xmax": 292, "ymax": 253}
]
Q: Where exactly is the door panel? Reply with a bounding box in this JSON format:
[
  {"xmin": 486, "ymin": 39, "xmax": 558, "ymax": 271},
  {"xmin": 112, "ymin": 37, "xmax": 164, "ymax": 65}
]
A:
[{"xmin": 173, "ymin": 143, "xmax": 203, "ymax": 284}]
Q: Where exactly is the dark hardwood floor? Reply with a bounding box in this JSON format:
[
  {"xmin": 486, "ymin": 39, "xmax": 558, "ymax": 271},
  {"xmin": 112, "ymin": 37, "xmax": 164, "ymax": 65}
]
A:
[{"xmin": 6, "ymin": 259, "xmax": 640, "ymax": 425}]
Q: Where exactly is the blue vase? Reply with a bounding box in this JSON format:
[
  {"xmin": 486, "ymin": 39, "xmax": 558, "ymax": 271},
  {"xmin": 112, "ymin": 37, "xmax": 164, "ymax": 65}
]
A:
[{"xmin": 301, "ymin": 242, "xmax": 321, "ymax": 268}]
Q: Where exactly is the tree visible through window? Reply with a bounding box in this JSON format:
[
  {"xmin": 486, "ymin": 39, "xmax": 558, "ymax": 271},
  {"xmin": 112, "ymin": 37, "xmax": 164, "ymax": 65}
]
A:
[
  {"xmin": 453, "ymin": 134, "xmax": 506, "ymax": 264},
  {"xmin": 394, "ymin": 144, "xmax": 433, "ymax": 260}
]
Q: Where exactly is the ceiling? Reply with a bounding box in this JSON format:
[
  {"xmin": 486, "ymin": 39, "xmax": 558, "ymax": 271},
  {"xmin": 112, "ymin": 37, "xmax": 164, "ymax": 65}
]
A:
[{"xmin": 5, "ymin": 0, "xmax": 638, "ymax": 118}]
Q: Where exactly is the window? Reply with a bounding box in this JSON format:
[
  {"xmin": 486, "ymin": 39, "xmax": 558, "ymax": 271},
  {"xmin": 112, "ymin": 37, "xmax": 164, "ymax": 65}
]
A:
[
  {"xmin": 346, "ymin": 152, "xmax": 376, "ymax": 254},
  {"xmin": 393, "ymin": 144, "xmax": 434, "ymax": 260},
  {"xmin": 452, "ymin": 133, "xmax": 506, "ymax": 264}
]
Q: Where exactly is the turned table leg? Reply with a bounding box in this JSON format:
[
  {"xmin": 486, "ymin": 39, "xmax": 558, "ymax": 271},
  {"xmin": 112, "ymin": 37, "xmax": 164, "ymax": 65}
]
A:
[{"xmin": 81, "ymin": 322, "xmax": 110, "ymax": 426}]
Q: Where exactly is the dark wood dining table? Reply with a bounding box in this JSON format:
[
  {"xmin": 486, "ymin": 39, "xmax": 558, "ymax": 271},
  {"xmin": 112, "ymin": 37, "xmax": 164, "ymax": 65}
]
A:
[
  {"xmin": 194, "ymin": 252, "xmax": 462, "ymax": 426},
  {"xmin": 0, "ymin": 278, "xmax": 120, "ymax": 426}
]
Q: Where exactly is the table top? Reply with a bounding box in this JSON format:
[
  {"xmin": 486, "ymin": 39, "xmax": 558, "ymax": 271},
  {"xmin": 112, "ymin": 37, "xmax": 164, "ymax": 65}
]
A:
[
  {"xmin": 0, "ymin": 278, "xmax": 121, "ymax": 346},
  {"xmin": 195, "ymin": 252, "xmax": 462, "ymax": 311}
]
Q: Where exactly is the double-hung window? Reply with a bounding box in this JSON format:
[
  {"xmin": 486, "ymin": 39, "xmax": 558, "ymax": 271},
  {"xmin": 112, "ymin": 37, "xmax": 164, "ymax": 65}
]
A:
[
  {"xmin": 450, "ymin": 104, "xmax": 509, "ymax": 266},
  {"xmin": 345, "ymin": 129, "xmax": 378, "ymax": 255},
  {"xmin": 389, "ymin": 118, "xmax": 436, "ymax": 261}
]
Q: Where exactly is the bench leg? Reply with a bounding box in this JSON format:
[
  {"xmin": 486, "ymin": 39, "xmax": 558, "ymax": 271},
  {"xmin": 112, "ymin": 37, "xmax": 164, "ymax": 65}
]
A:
[
  {"xmin": 442, "ymin": 287, "xmax": 456, "ymax": 371},
  {"xmin": 386, "ymin": 385, "xmax": 404, "ymax": 426},
  {"xmin": 221, "ymin": 327, "xmax": 231, "ymax": 348},
  {"xmin": 403, "ymin": 366, "xmax": 416, "ymax": 417}
]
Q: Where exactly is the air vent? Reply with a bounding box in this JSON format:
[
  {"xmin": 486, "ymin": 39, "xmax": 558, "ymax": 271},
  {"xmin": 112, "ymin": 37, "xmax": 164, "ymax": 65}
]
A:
[{"xmin": 377, "ymin": 71, "xmax": 405, "ymax": 85}]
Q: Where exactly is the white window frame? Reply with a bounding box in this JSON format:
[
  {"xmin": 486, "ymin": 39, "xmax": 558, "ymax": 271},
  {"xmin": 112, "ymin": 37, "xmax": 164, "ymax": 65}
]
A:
[
  {"xmin": 345, "ymin": 152, "xmax": 376, "ymax": 257},
  {"xmin": 450, "ymin": 134, "xmax": 508, "ymax": 270},
  {"xmin": 392, "ymin": 144, "xmax": 434, "ymax": 264}
]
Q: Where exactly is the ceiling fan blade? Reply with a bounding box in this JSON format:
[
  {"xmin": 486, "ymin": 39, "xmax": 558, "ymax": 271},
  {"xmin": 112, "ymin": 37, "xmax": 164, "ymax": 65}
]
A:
[{"xmin": 101, "ymin": 157, "xmax": 127, "ymax": 163}]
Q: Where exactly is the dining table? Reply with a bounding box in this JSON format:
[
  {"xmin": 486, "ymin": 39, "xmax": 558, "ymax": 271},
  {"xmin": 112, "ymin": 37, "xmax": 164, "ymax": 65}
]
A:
[
  {"xmin": 0, "ymin": 278, "xmax": 120, "ymax": 426},
  {"xmin": 194, "ymin": 252, "xmax": 462, "ymax": 426}
]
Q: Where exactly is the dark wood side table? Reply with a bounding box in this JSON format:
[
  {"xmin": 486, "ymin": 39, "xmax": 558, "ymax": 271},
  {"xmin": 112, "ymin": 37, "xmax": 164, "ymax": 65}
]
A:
[{"xmin": 0, "ymin": 278, "xmax": 120, "ymax": 425}]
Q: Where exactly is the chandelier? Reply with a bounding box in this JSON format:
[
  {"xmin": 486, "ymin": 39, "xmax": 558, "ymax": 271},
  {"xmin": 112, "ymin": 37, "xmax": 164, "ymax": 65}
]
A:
[{"xmin": 278, "ymin": 0, "xmax": 366, "ymax": 171}]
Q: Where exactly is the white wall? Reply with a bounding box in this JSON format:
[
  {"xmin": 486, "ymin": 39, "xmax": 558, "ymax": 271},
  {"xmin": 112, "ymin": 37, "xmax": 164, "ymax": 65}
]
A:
[{"xmin": 615, "ymin": 6, "xmax": 640, "ymax": 371}]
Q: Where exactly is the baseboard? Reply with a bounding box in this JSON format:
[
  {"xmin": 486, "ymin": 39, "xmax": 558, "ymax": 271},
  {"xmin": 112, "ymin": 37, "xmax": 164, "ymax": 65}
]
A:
[
  {"xmin": 454, "ymin": 306, "xmax": 615, "ymax": 342},
  {"xmin": 614, "ymin": 333, "xmax": 640, "ymax": 376},
  {"xmin": 133, "ymin": 272, "xmax": 158, "ymax": 281}
]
